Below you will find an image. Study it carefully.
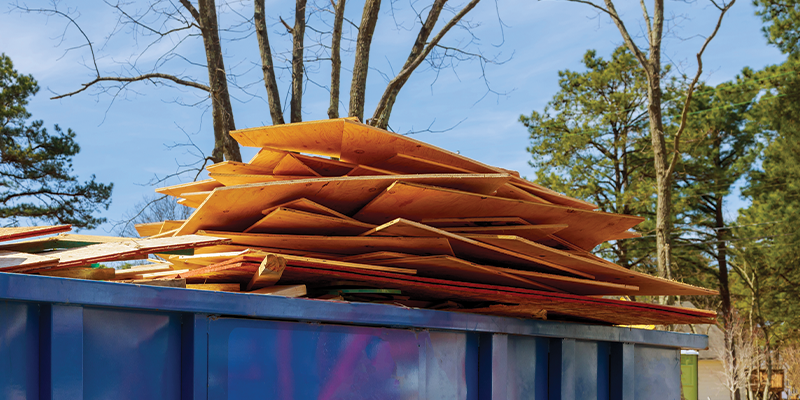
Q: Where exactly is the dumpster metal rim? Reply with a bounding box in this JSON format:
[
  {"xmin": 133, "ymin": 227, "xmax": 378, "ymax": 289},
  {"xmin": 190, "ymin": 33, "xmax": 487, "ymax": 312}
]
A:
[{"xmin": 0, "ymin": 272, "xmax": 708, "ymax": 349}]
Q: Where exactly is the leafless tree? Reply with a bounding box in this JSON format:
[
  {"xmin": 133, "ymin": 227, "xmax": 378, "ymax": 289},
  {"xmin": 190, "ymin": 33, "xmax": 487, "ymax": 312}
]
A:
[
  {"xmin": 717, "ymin": 311, "xmax": 759, "ymax": 400},
  {"xmin": 115, "ymin": 194, "xmax": 193, "ymax": 238}
]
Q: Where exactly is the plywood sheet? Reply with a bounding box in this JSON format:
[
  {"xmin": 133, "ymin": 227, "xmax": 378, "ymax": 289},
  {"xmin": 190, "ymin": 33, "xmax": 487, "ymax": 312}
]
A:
[
  {"xmin": 346, "ymin": 165, "xmax": 396, "ymax": 176},
  {"xmin": 468, "ymin": 234, "xmax": 717, "ymax": 296},
  {"xmin": 178, "ymin": 191, "xmax": 212, "ymax": 208},
  {"xmin": 0, "ymin": 225, "xmax": 71, "ymax": 242},
  {"xmin": 175, "ymin": 174, "xmax": 510, "ymax": 235},
  {"xmin": 244, "ymin": 207, "xmax": 375, "ymax": 235},
  {"xmin": 249, "ymin": 284, "xmax": 307, "ymax": 297},
  {"xmin": 493, "ymin": 183, "xmax": 551, "ymax": 204},
  {"xmin": 206, "ymin": 161, "xmax": 273, "ymax": 175},
  {"xmin": 422, "ymin": 217, "xmax": 530, "ymax": 228},
  {"xmin": 247, "ymin": 147, "xmax": 289, "ymax": 170},
  {"xmin": 197, "ymin": 231, "xmax": 455, "ymax": 257},
  {"xmin": 340, "ymin": 252, "xmax": 416, "ymax": 262},
  {"xmin": 443, "ymin": 224, "xmax": 567, "ymax": 243},
  {"xmin": 114, "ymin": 263, "xmax": 174, "ymax": 279},
  {"xmin": 272, "ymin": 154, "xmax": 322, "ymax": 176},
  {"xmin": 208, "ymin": 173, "xmax": 311, "ymax": 187},
  {"xmin": 192, "ymin": 244, "xmax": 344, "ymax": 260},
  {"xmin": 232, "ymin": 118, "xmax": 350, "ymax": 156},
  {"xmin": 360, "ymin": 218, "xmax": 593, "ymax": 278},
  {"xmin": 509, "ymin": 177, "xmax": 598, "ymax": 210},
  {"xmin": 39, "ymin": 267, "xmax": 115, "ymax": 280},
  {"xmin": 186, "ymin": 283, "xmax": 241, "ymax": 292},
  {"xmin": 353, "ymin": 181, "xmax": 642, "ymax": 251},
  {"xmin": 370, "ymin": 153, "xmax": 474, "ymax": 174},
  {"xmin": 605, "ymin": 231, "xmax": 642, "ymax": 240},
  {"xmin": 293, "ymin": 153, "xmax": 355, "ymax": 176},
  {"xmin": 155, "ymin": 179, "xmax": 223, "ymax": 198},
  {"xmin": 45, "ymin": 235, "xmax": 230, "ymax": 269},
  {"xmin": 277, "ymin": 263, "xmax": 717, "ymax": 325},
  {"xmin": 260, "ymin": 198, "xmax": 358, "ymax": 221},
  {"xmin": 135, "ymin": 222, "xmax": 163, "ymax": 237},
  {"xmin": 0, "ymin": 251, "xmax": 59, "ymax": 272}
]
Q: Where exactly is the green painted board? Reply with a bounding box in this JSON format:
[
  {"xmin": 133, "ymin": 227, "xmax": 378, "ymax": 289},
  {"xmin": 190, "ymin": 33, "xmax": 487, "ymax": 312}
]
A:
[{"xmin": 681, "ymin": 353, "xmax": 698, "ymax": 400}]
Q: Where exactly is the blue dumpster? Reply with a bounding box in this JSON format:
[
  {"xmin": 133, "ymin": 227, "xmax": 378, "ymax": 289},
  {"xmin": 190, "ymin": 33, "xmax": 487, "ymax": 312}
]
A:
[{"xmin": 0, "ymin": 272, "xmax": 706, "ymax": 399}]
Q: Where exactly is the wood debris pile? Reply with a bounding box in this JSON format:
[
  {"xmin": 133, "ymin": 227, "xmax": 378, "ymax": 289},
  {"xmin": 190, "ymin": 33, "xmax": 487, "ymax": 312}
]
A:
[{"xmin": 0, "ymin": 118, "xmax": 718, "ymax": 326}]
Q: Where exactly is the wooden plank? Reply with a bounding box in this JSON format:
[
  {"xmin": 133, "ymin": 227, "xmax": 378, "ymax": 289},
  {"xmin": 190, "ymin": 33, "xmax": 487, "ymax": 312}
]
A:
[
  {"xmin": 191, "ymin": 244, "xmax": 344, "ymax": 260},
  {"xmin": 175, "ymin": 174, "xmax": 510, "ymax": 235},
  {"xmin": 178, "ymin": 191, "xmax": 212, "ymax": 209},
  {"xmin": 372, "ymin": 255, "xmax": 639, "ymax": 295},
  {"xmin": 467, "ymin": 234, "xmax": 717, "ymax": 296},
  {"xmin": 151, "ymin": 229, "xmax": 179, "ymax": 239},
  {"xmin": 360, "ymin": 218, "xmax": 593, "ymax": 279},
  {"xmin": 155, "ymin": 179, "xmax": 223, "ymax": 198},
  {"xmin": 39, "ymin": 267, "xmax": 116, "ymax": 280},
  {"xmin": 277, "ymin": 263, "xmax": 717, "ymax": 325},
  {"xmin": 260, "ymin": 198, "xmax": 357, "ymax": 221},
  {"xmin": 206, "ymin": 161, "xmax": 273, "ymax": 175},
  {"xmin": 370, "ymin": 153, "xmax": 474, "ymax": 174},
  {"xmin": 244, "ymin": 207, "xmax": 375, "ymax": 235},
  {"xmin": 246, "ymin": 254, "xmax": 286, "ymax": 290},
  {"xmin": 443, "ymin": 224, "xmax": 568, "ymax": 243},
  {"xmin": 248, "ymin": 284, "xmax": 306, "ymax": 297},
  {"xmin": 197, "ymin": 231, "xmax": 455, "ymax": 257},
  {"xmin": 346, "ymin": 165, "xmax": 396, "ymax": 176},
  {"xmin": 353, "ymin": 181, "xmax": 643, "ymax": 251},
  {"xmin": 0, "ymin": 225, "xmax": 71, "ymax": 242},
  {"xmin": 0, "ymin": 251, "xmax": 59, "ymax": 272},
  {"xmin": 605, "ymin": 231, "xmax": 642, "ymax": 240},
  {"xmin": 159, "ymin": 221, "xmax": 185, "ymax": 234},
  {"xmin": 114, "ymin": 263, "xmax": 174, "ymax": 279},
  {"xmin": 127, "ymin": 278, "xmax": 186, "ymax": 288},
  {"xmin": 208, "ymin": 173, "xmax": 311, "ymax": 187},
  {"xmin": 231, "ymin": 118, "xmax": 350, "ymax": 156},
  {"xmin": 421, "ymin": 217, "xmax": 530, "ymax": 228},
  {"xmin": 186, "ymin": 283, "xmax": 241, "ymax": 292},
  {"xmin": 272, "ymin": 154, "xmax": 322, "ymax": 176},
  {"xmin": 44, "ymin": 235, "xmax": 230, "ymax": 269}
]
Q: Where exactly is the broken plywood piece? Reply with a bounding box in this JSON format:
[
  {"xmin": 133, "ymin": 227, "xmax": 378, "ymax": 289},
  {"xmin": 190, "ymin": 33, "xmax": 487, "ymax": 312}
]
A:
[
  {"xmin": 346, "ymin": 165, "xmax": 396, "ymax": 176},
  {"xmin": 422, "ymin": 217, "xmax": 530, "ymax": 228},
  {"xmin": 370, "ymin": 153, "xmax": 474, "ymax": 175},
  {"xmin": 354, "ymin": 181, "xmax": 642, "ymax": 251},
  {"xmin": 0, "ymin": 225, "xmax": 72, "ymax": 242},
  {"xmin": 442, "ymin": 224, "xmax": 568, "ymax": 243},
  {"xmin": 208, "ymin": 173, "xmax": 310, "ymax": 187},
  {"xmin": 244, "ymin": 207, "xmax": 374, "ymax": 235},
  {"xmin": 114, "ymin": 263, "xmax": 174, "ymax": 279},
  {"xmin": 176, "ymin": 174, "xmax": 511, "ymax": 235},
  {"xmin": 273, "ymin": 154, "xmax": 322, "ymax": 176},
  {"xmin": 260, "ymin": 198, "xmax": 358, "ymax": 221},
  {"xmin": 178, "ymin": 191, "xmax": 212, "ymax": 209},
  {"xmin": 206, "ymin": 160, "xmax": 273, "ymax": 175}
]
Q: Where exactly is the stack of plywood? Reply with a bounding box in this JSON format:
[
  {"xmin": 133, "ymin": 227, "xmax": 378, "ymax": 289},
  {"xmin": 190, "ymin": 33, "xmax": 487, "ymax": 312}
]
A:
[
  {"xmin": 0, "ymin": 118, "xmax": 718, "ymax": 326},
  {"xmin": 148, "ymin": 117, "xmax": 716, "ymax": 325}
]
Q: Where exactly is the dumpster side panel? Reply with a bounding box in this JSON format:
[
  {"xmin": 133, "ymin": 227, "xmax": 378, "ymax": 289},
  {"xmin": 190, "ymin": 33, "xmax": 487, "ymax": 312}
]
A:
[
  {"xmin": 82, "ymin": 307, "xmax": 182, "ymax": 400},
  {"xmin": 505, "ymin": 335, "xmax": 548, "ymax": 400},
  {"xmin": 634, "ymin": 345, "xmax": 681, "ymax": 400},
  {"xmin": 0, "ymin": 301, "xmax": 38, "ymax": 400},
  {"xmin": 207, "ymin": 317, "xmax": 479, "ymax": 400}
]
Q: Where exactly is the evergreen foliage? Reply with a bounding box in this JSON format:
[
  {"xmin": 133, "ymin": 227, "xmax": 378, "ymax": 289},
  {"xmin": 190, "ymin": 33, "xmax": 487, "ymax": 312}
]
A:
[{"xmin": 0, "ymin": 54, "xmax": 112, "ymax": 228}]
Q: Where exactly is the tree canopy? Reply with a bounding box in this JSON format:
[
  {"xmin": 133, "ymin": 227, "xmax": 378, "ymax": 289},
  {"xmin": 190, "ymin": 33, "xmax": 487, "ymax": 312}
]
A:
[{"xmin": 0, "ymin": 54, "xmax": 112, "ymax": 229}]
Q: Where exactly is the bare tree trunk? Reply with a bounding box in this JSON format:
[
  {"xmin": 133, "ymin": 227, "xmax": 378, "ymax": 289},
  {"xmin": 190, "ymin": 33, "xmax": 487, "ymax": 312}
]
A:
[
  {"xmin": 348, "ymin": 0, "xmax": 381, "ymax": 122},
  {"xmin": 191, "ymin": 0, "xmax": 242, "ymax": 163},
  {"xmin": 254, "ymin": 0, "xmax": 285, "ymax": 125},
  {"xmin": 371, "ymin": 0, "xmax": 481, "ymax": 129},
  {"xmin": 328, "ymin": 0, "xmax": 346, "ymax": 119},
  {"xmin": 290, "ymin": 0, "xmax": 307, "ymax": 123}
]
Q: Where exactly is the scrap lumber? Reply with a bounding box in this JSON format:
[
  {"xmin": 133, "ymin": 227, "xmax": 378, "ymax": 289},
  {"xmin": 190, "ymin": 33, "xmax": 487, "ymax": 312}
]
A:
[
  {"xmin": 114, "ymin": 263, "xmax": 174, "ymax": 279},
  {"xmin": 244, "ymin": 207, "xmax": 374, "ymax": 235},
  {"xmin": 175, "ymin": 174, "xmax": 511, "ymax": 235},
  {"xmin": 44, "ymin": 235, "xmax": 230, "ymax": 269},
  {"xmin": 0, "ymin": 251, "xmax": 60, "ymax": 272},
  {"xmin": 260, "ymin": 198, "xmax": 358, "ymax": 221},
  {"xmin": 155, "ymin": 179, "xmax": 223, "ymax": 198},
  {"xmin": 353, "ymin": 181, "xmax": 642, "ymax": 251},
  {"xmin": 198, "ymin": 231, "xmax": 456, "ymax": 257},
  {"xmin": 0, "ymin": 225, "xmax": 71, "ymax": 242},
  {"xmin": 421, "ymin": 217, "xmax": 531, "ymax": 228},
  {"xmin": 39, "ymin": 267, "xmax": 115, "ymax": 280},
  {"xmin": 442, "ymin": 224, "xmax": 568, "ymax": 243},
  {"xmin": 208, "ymin": 173, "xmax": 309, "ymax": 186},
  {"xmin": 246, "ymin": 254, "xmax": 286, "ymax": 290},
  {"xmin": 186, "ymin": 283, "xmax": 241, "ymax": 292},
  {"xmin": 249, "ymin": 284, "xmax": 307, "ymax": 297},
  {"xmin": 276, "ymin": 261, "xmax": 716, "ymax": 325}
]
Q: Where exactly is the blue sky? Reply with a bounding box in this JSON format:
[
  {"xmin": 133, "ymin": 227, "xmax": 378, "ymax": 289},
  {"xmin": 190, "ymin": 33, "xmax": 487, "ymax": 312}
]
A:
[{"xmin": 0, "ymin": 0, "xmax": 786, "ymax": 234}]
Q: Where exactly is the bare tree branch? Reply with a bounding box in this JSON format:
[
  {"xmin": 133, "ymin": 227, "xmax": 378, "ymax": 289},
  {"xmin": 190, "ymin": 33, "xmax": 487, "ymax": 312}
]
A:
[{"xmin": 51, "ymin": 73, "xmax": 210, "ymax": 99}]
